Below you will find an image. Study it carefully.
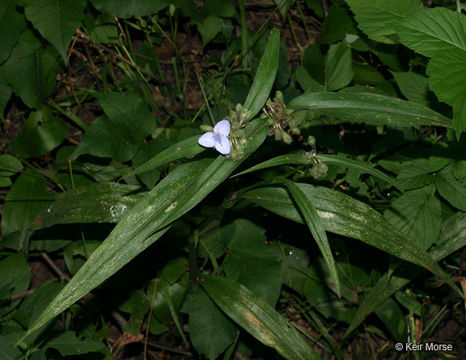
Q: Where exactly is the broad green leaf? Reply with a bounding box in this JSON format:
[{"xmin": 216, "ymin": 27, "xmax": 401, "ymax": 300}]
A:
[
  {"xmin": 11, "ymin": 109, "xmax": 68, "ymax": 158},
  {"xmin": 345, "ymin": 212, "xmax": 466, "ymax": 338},
  {"xmin": 234, "ymin": 153, "xmax": 403, "ymax": 192},
  {"xmin": 325, "ymin": 42, "xmax": 354, "ymax": 91},
  {"xmin": 0, "ymin": 0, "xmax": 26, "ymax": 63},
  {"xmin": 397, "ymin": 8, "xmax": 466, "ymax": 57},
  {"xmin": 0, "ymin": 253, "xmax": 30, "ymax": 318},
  {"xmin": 273, "ymin": 0, "xmax": 296, "ymax": 18},
  {"xmin": 288, "ymin": 92, "xmax": 452, "ymax": 128},
  {"xmin": 34, "ymin": 183, "xmax": 144, "ymax": 229},
  {"xmin": 197, "ymin": 16, "xmax": 223, "ymax": 46},
  {"xmin": 25, "ymin": 0, "xmax": 86, "ymax": 62},
  {"xmin": 182, "ymin": 288, "xmax": 238, "ymax": 360},
  {"xmin": 15, "ymin": 282, "xmax": 65, "ymax": 328},
  {"xmin": 127, "ymin": 136, "xmax": 205, "ymax": 177},
  {"xmin": 384, "ymin": 184, "xmax": 442, "ymax": 249},
  {"xmin": 45, "ymin": 331, "xmax": 105, "ymax": 356},
  {"xmin": 427, "ymin": 49, "xmax": 466, "ymax": 134},
  {"xmin": 320, "ymin": 4, "xmax": 357, "ymax": 44},
  {"xmin": 396, "ymin": 159, "xmax": 432, "ymax": 190},
  {"xmin": 201, "ymin": 275, "xmax": 320, "ymax": 360},
  {"xmin": 0, "ymin": 155, "xmax": 23, "ymax": 187},
  {"xmin": 2, "ymin": 171, "xmax": 55, "ymax": 248},
  {"xmin": 242, "ymin": 184, "xmax": 458, "ymax": 294},
  {"xmin": 280, "ymin": 179, "xmax": 340, "ymax": 296},
  {"xmin": 90, "ymin": 0, "xmax": 170, "ymax": 18},
  {"xmin": 0, "ymin": 335, "xmax": 17, "ymax": 360},
  {"xmin": 72, "ymin": 92, "xmax": 157, "ymax": 162},
  {"xmin": 0, "ymin": 155, "xmax": 23, "ymax": 177},
  {"xmin": 119, "ymin": 290, "xmax": 149, "ymax": 335},
  {"xmin": 4, "ymin": 30, "xmax": 60, "ymax": 109},
  {"xmin": 223, "ymin": 219, "xmax": 283, "ymax": 305},
  {"xmin": 295, "ymin": 66, "xmax": 324, "ymax": 93},
  {"xmin": 22, "ymin": 119, "xmax": 268, "ymax": 342},
  {"xmin": 345, "ymin": 0, "xmax": 423, "ymax": 44},
  {"xmin": 435, "ymin": 166, "xmax": 466, "ymax": 211},
  {"xmin": 374, "ymin": 298, "xmax": 407, "ymax": 341},
  {"xmin": 243, "ymin": 29, "xmax": 280, "ymax": 120},
  {"xmin": 392, "ymin": 72, "xmax": 429, "ymax": 106}
]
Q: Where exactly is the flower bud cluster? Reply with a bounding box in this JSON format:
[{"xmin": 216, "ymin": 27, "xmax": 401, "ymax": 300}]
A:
[{"xmin": 225, "ymin": 104, "xmax": 251, "ymax": 161}]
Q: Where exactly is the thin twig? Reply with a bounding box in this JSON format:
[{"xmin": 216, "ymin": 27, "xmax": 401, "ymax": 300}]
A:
[
  {"xmin": 144, "ymin": 341, "xmax": 192, "ymax": 356},
  {"xmin": 9, "ymin": 289, "xmax": 35, "ymax": 302},
  {"xmin": 40, "ymin": 252, "xmax": 70, "ymax": 282}
]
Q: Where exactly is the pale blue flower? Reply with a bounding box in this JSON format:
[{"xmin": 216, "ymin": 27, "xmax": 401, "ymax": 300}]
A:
[{"xmin": 198, "ymin": 119, "xmax": 231, "ymax": 155}]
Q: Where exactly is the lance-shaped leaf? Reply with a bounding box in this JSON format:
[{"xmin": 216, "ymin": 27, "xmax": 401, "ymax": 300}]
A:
[
  {"xmin": 34, "ymin": 183, "xmax": 144, "ymax": 229},
  {"xmin": 288, "ymin": 92, "xmax": 452, "ymax": 128},
  {"xmin": 126, "ymin": 136, "xmax": 205, "ymax": 177},
  {"xmin": 22, "ymin": 119, "xmax": 269, "ymax": 342},
  {"xmin": 201, "ymin": 275, "xmax": 320, "ymax": 360},
  {"xmin": 243, "ymin": 29, "xmax": 280, "ymax": 120},
  {"xmin": 242, "ymin": 184, "xmax": 460, "ymax": 296},
  {"xmin": 344, "ymin": 212, "xmax": 466, "ymax": 338},
  {"xmin": 233, "ymin": 153, "xmax": 403, "ymax": 192},
  {"xmin": 280, "ymin": 179, "xmax": 340, "ymax": 296}
]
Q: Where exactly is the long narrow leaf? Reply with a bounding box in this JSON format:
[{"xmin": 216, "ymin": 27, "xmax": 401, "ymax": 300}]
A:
[
  {"xmin": 243, "ymin": 28, "xmax": 280, "ymax": 120},
  {"xmin": 280, "ymin": 178, "xmax": 340, "ymax": 296},
  {"xmin": 242, "ymin": 184, "xmax": 461, "ymax": 297},
  {"xmin": 288, "ymin": 92, "xmax": 453, "ymax": 128},
  {"xmin": 22, "ymin": 120, "xmax": 269, "ymax": 342},
  {"xmin": 201, "ymin": 275, "xmax": 320, "ymax": 360},
  {"xmin": 126, "ymin": 136, "xmax": 205, "ymax": 177},
  {"xmin": 344, "ymin": 212, "xmax": 466, "ymax": 338},
  {"xmin": 233, "ymin": 153, "xmax": 403, "ymax": 192}
]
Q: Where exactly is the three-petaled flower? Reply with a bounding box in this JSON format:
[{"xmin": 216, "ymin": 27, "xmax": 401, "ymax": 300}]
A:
[{"xmin": 198, "ymin": 119, "xmax": 231, "ymax": 155}]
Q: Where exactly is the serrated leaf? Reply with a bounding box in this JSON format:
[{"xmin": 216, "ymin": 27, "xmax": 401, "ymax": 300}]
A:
[
  {"xmin": 396, "ymin": 159, "xmax": 432, "ymax": 190},
  {"xmin": 435, "ymin": 166, "xmax": 466, "ymax": 211},
  {"xmin": 427, "ymin": 48, "xmax": 466, "ymax": 134},
  {"xmin": 384, "ymin": 184, "xmax": 441, "ymax": 249},
  {"xmin": 22, "ymin": 119, "xmax": 268, "ymax": 342},
  {"xmin": 243, "ymin": 29, "xmax": 280, "ymax": 120},
  {"xmin": 325, "ymin": 42, "xmax": 354, "ymax": 91},
  {"xmin": 25, "ymin": 0, "xmax": 86, "ymax": 62},
  {"xmin": 345, "ymin": 212, "xmax": 466, "ymax": 338},
  {"xmin": 182, "ymin": 288, "xmax": 237, "ymax": 360},
  {"xmin": 280, "ymin": 179, "xmax": 340, "ymax": 296},
  {"xmin": 201, "ymin": 275, "xmax": 320, "ymax": 360},
  {"xmin": 345, "ymin": 0, "xmax": 422, "ymax": 44},
  {"xmin": 397, "ymin": 7, "xmax": 466, "ymax": 57},
  {"xmin": 34, "ymin": 183, "xmax": 144, "ymax": 229},
  {"xmin": 288, "ymin": 92, "xmax": 452, "ymax": 128},
  {"xmin": 242, "ymin": 184, "xmax": 458, "ymax": 295}
]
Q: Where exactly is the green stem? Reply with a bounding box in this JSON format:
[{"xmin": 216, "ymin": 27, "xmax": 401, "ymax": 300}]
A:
[
  {"xmin": 195, "ymin": 71, "xmax": 215, "ymax": 125},
  {"xmin": 457, "ymin": 0, "xmax": 461, "ymax": 13}
]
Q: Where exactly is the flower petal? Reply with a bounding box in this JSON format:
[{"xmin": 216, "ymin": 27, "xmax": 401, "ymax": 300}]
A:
[
  {"xmin": 198, "ymin": 132, "xmax": 216, "ymax": 148},
  {"xmin": 213, "ymin": 119, "xmax": 230, "ymax": 136},
  {"xmin": 215, "ymin": 135, "xmax": 231, "ymax": 155}
]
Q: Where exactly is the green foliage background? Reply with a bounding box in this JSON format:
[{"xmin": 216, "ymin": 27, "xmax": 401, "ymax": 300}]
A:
[{"xmin": 0, "ymin": 0, "xmax": 465, "ymax": 359}]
